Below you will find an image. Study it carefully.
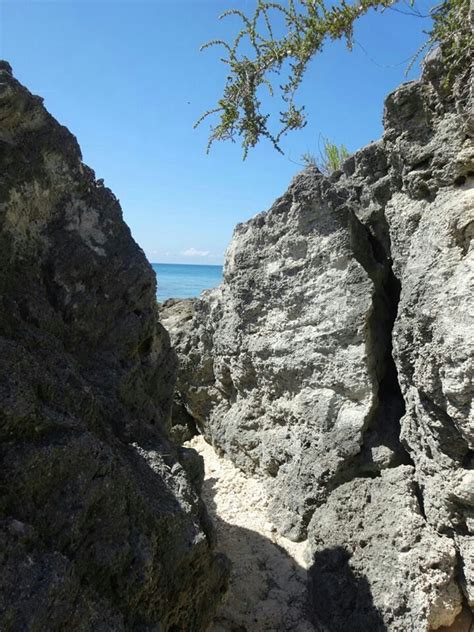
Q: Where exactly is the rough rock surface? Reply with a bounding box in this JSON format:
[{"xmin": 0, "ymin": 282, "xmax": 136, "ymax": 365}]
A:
[
  {"xmin": 162, "ymin": 175, "xmax": 408, "ymax": 542},
  {"xmin": 0, "ymin": 62, "xmax": 228, "ymax": 630},
  {"xmin": 160, "ymin": 299, "xmax": 199, "ymax": 444},
  {"xmin": 308, "ymin": 466, "xmax": 461, "ymax": 631},
  {"xmin": 163, "ymin": 50, "xmax": 473, "ymax": 631}
]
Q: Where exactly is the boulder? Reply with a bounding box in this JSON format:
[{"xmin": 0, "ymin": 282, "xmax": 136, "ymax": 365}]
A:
[
  {"xmin": 308, "ymin": 466, "xmax": 461, "ymax": 631},
  {"xmin": 165, "ymin": 50, "xmax": 473, "ymax": 630},
  {"xmin": 0, "ymin": 62, "xmax": 228, "ymax": 630}
]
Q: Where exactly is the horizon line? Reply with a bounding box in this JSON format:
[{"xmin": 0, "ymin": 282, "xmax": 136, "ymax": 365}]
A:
[{"xmin": 150, "ymin": 261, "xmax": 223, "ymax": 267}]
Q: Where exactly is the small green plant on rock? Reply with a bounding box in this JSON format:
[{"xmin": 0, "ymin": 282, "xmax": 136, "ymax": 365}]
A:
[{"xmin": 302, "ymin": 138, "xmax": 350, "ymax": 174}]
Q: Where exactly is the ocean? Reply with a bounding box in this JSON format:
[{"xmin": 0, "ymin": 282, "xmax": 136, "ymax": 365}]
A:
[{"xmin": 152, "ymin": 263, "xmax": 223, "ymax": 303}]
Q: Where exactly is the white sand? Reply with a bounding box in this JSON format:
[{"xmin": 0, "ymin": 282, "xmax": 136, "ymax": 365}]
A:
[{"xmin": 186, "ymin": 435, "xmax": 316, "ymax": 632}]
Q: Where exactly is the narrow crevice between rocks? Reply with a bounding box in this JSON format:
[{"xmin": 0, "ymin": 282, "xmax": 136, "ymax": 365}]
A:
[
  {"xmin": 354, "ymin": 259, "xmax": 413, "ymax": 474},
  {"xmin": 326, "ymin": 215, "xmax": 413, "ymax": 496},
  {"xmin": 264, "ymin": 211, "xmax": 415, "ymax": 541},
  {"xmin": 178, "ymin": 210, "xmax": 416, "ymax": 545},
  {"xmin": 186, "ymin": 434, "xmax": 316, "ymax": 632},
  {"xmin": 168, "ymin": 203, "xmax": 416, "ymax": 546}
]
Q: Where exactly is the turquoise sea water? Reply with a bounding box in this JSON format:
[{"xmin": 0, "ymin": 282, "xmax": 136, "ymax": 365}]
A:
[{"xmin": 152, "ymin": 263, "xmax": 223, "ymax": 302}]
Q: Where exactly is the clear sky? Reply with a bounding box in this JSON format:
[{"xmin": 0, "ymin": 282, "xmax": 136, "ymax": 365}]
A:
[{"xmin": 1, "ymin": 0, "xmax": 436, "ymax": 264}]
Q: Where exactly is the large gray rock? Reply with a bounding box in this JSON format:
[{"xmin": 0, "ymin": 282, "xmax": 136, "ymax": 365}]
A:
[
  {"xmin": 164, "ymin": 51, "xmax": 473, "ymax": 630},
  {"xmin": 308, "ymin": 466, "xmax": 462, "ymax": 631},
  {"xmin": 387, "ymin": 122, "xmax": 474, "ymax": 610},
  {"xmin": 0, "ymin": 62, "xmax": 228, "ymax": 630},
  {"xmin": 164, "ymin": 171, "xmax": 408, "ymax": 542}
]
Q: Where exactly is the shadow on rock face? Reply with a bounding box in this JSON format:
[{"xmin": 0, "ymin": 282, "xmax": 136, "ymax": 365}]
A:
[
  {"xmin": 196, "ymin": 438, "xmax": 386, "ymax": 632},
  {"xmin": 308, "ymin": 547, "xmax": 387, "ymax": 632}
]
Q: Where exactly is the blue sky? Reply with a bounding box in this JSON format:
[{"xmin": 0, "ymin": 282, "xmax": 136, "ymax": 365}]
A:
[{"xmin": 1, "ymin": 0, "xmax": 436, "ymax": 264}]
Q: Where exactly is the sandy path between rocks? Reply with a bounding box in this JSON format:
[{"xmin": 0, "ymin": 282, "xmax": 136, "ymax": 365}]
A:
[{"xmin": 186, "ymin": 435, "xmax": 316, "ymax": 632}]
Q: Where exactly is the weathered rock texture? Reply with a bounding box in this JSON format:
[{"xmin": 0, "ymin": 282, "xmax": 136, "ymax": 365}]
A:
[
  {"xmin": 0, "ymin": 62, "xmax": 228, "ymax": 630},
  {"xmin": 162, "ymin": 50, "xmax": 473, "ymax": 631}
]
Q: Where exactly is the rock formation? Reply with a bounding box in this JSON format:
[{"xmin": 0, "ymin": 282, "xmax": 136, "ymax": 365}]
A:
[
  {"xmin": 162, "ymin": 49, "xmax": 473, "ymax": 631},
  {"xmin": 0, "ymin": 62, "xmax": 228, "ymax": 630}
]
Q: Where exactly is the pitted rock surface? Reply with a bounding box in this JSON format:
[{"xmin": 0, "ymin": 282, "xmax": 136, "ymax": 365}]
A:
[
  {"xmin": 308, "ymin": 466, "xmax": 462, "ymax": 631},
  {"xmin": 0, "ymin": 62, "xmax": 228, "ymax": 630},
  {"xmin": 163, "ymin": 49, "xmax": 473, "ymax": 631},
  {"xmin": 163, "ymin": 173, "xmax": 410, "ymax": 542}
]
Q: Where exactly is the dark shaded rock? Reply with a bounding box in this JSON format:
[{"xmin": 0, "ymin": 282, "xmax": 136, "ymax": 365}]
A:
[
  {"xmin": 309, "ymin": 547, "xmax": 386, "ymax": 632},
  {"xmin": 160, "ymin": 298, "xmax": 201, "ymax": 444},
  {"xmin": 308, "ymin": 467, "xmax": 461, "ymax": 631},
  {"xmin": 0, "ymin": 64, "xmax": 228, "ymax": 630}
]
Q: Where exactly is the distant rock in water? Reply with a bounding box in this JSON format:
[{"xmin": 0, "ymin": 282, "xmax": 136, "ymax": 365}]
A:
[
  {"xmin": 163, "ymin": 48, "xmax": 473, "ymax": 631},
  {"xmin": 0, "ymin": 61, "xmax": 228, "ymax": 629}
]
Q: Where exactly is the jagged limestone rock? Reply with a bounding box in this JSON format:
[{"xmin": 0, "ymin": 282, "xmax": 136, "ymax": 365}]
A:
[
  {"xmin": 163, "ymin": 171, "xmax": 411, "ymax": 543},
  {"xmin": 308, "ymin": 466, "xmax": 462, "ymax": 631},
  {"xmin": 0, "ymin": 62, "xmax": 228, "ymax": 630},
  {"xmin": 164, "ymin": 50, "xmax": 473, "ymax": 630},
  {"xmin": 389, "ymin": 145, "xmax": 474, "ymax": 612}
]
